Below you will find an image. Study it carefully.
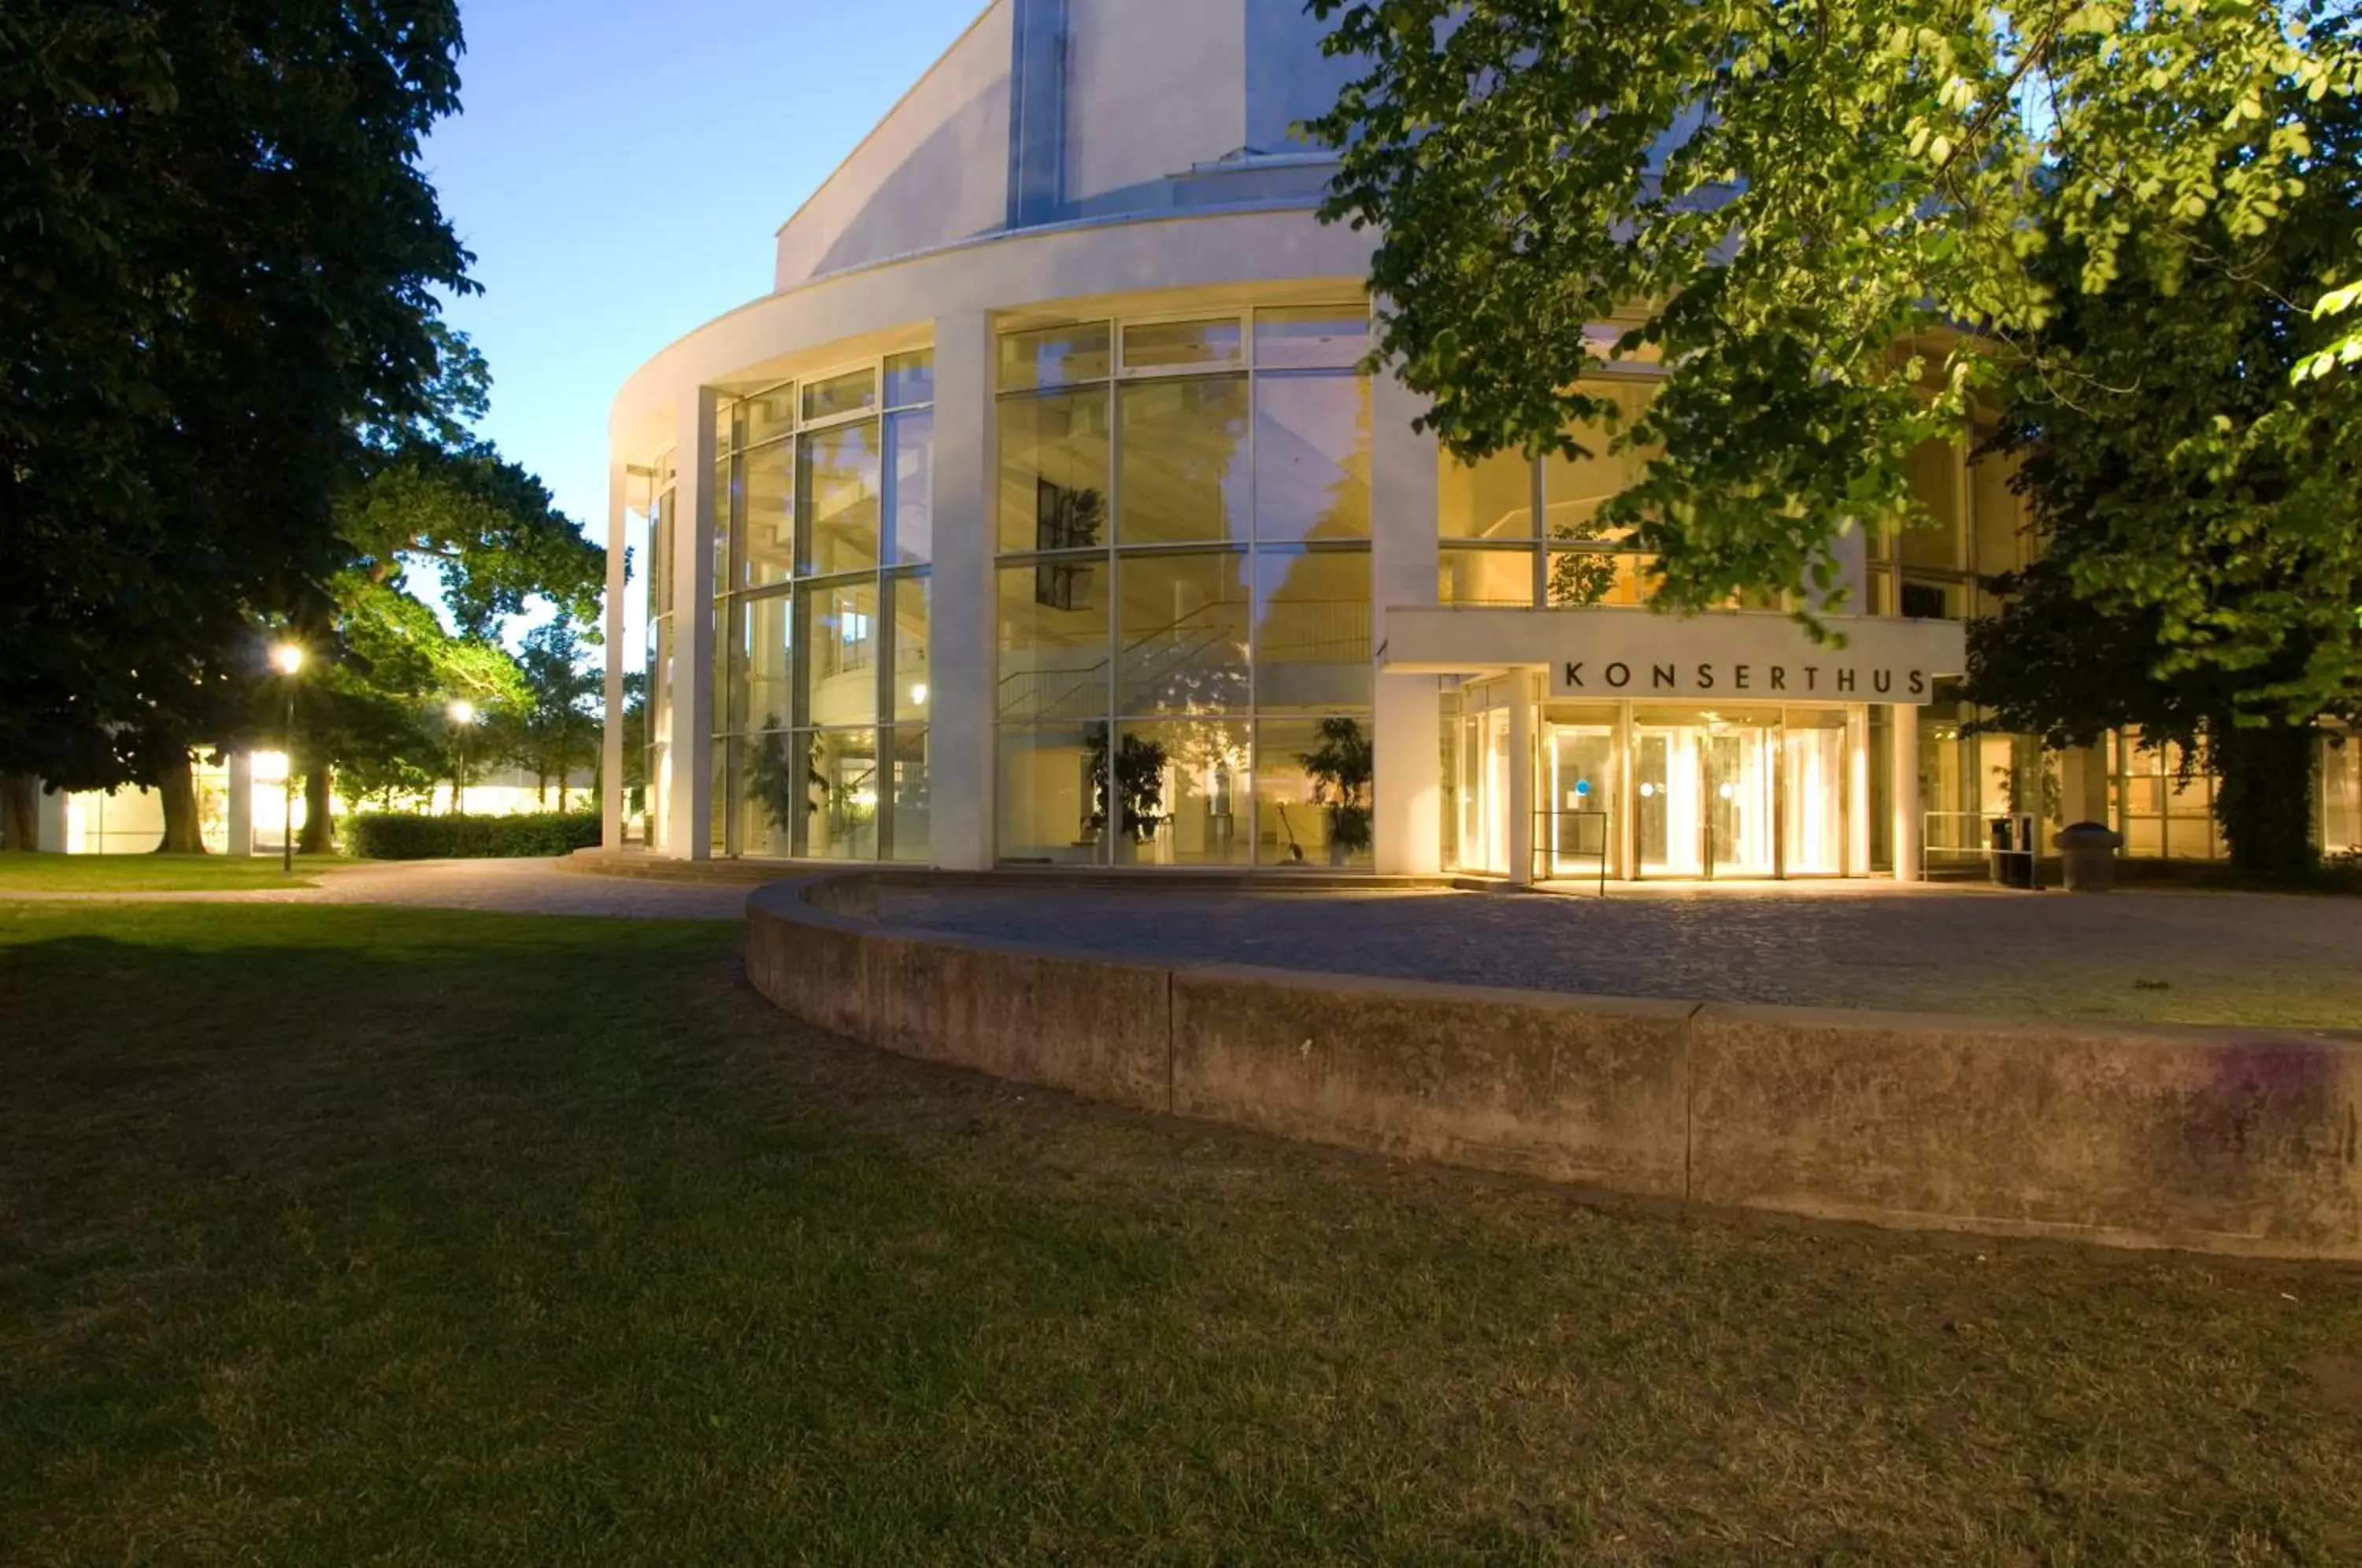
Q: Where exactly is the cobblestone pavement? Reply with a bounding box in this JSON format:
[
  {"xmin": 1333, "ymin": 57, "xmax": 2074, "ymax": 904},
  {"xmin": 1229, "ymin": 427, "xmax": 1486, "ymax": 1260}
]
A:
[
  {"xmin": 3, "ymin": 859, "xmax": 755, "ymax": 921},
  {"xmin": 876, "ymin": 882, "xmax": 2362, "ymax": 1028}
]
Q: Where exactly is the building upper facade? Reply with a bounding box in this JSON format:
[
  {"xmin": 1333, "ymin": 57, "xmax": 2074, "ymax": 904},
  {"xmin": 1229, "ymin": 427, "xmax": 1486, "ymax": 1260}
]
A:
[{"xmin": 772, "ymin": 0, "xmax": 1362, "ymax": 290}]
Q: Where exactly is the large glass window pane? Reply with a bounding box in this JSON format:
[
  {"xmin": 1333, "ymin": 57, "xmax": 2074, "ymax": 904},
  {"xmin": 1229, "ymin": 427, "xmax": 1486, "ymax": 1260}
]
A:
[
  {"xmin": 735, "ymin": 730, "xmax": 798, "ymax": 859},
  {"xmin": 1255, "ymin": 716, "xmax": 1374, "ymax": 868},
  {"xmin": 746, "ymin": 383, "xmax": 795, "ymax": 446},
  {"xmin": 998, "ymin": 391, "xmax": 1110, "ymax": 554},
  {"xmin": 1970, "ymin": 448, "xmax": 2022, "ymax": 579},
  {"xmin": 998, "ymin": 562, "xmax": 1109, "ymax": 720},
  {"xmin": 1439, "ymin": 449, "xmax": 1533, "ymax": 540},
  {"xmin": 1901, "ymin": 438, "xmax": 1964, "ymax": 571},
  {"xmin": 798, "ymin": 420, "xmax": 881, "ymax": 576},
  {"xmin": 1253, "ymin": 548, "xmax": 1372, "ymax": 712},
  {"xmin": 1113, "ymin": 719, "xmax": 1251, "ymax": 867},
  {"xmin": 740, "ymin": 440, "xmax": 794, "ymax": 589},
  {"xmin": 1116, "ymin": 375, "xmax": 1249, "ymax": 545},
  {"xmin": 1254, "ymin": 372, "xmax": 1370, "ymax": 543},
  {"xmin": 713, "ymin": 456, "xmax": 736, "ymax": 592},
  {"xmin": 801, "ymin": 580, "xmax": 879, "ymax": 728},
  {"xmin": 998, "ymin": 723, "xmax": 1101, "ymax": 864},
  {"xmin": 801, "ymin": 730, "xmax": 880, "ymax": 860},
  {"xmin": 1123, "ymin": 317, "xmax": 1243, "ymax": 371},
  {"xmin": 886, "ymin": 409, "xmax": 934, "ymax": 565},
  {"xmin": 886, "ymin": 349, "xmax": 935, "ymax": 409},
  {"xmin": 1254, "ymin": 306, "xmax": 1369, "ymax": 370},
  {"xmin": 1439, "ymin": 546, "xmax": 1535, "ymax": 607},
  {"xmin": 889, "ymin": 727, "xmax": 931, "ymax": 864},
  {"xmin": 999, "ymin": 324, "xmax": 1113, "ymax": 392},
  {"xmin": 893, "ymin": 574, "xmax": 931, "ymax": 723},
  {"xmin": 711, "ymin": 740, "xmax": 730, "ymax": 856},
  {"xmin": 734, "ymin": 592, "xmax": 794, "ymax": 734},
  {"xmin": 802, "ymin": 368, "xmax": 877, "ymax": 423},
  {"xmin": 1547, "ymin": 550, "xmax": 1657, "ymax": 608},
  {"xmin": 1117, "ymin": 551, "xmax": 1249, "ymax": 715},
  {"xmin": 1543, "ymin": 379, "xmax": 1658, "ymax": 545}
]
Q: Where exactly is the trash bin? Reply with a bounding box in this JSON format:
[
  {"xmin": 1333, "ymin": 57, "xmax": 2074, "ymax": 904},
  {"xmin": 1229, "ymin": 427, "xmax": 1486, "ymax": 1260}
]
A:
[
  {"xmin": 1988, "ymin": 817, "xmax": 2035, "ymax": 889},
  {"xmin": 2054, "ymin": 821, "xmax": 2124, "ymax": 893}
]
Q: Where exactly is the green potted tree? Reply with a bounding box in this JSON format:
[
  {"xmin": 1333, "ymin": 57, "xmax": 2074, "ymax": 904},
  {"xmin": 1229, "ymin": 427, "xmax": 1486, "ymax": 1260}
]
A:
[{"xmin": 1298, "ymin": 717, "xmax": 1373, "ymax": 867}]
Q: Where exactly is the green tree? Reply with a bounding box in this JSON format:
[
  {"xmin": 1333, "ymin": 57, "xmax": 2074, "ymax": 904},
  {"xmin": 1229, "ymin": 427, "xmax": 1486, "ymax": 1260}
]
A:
[
  {"xmin": 1, "ymin": 0, "xmax": 473, "ymax": 843},
  {"xmin": 1964, "ymin": 74, "xmax": 2362, "ymax": 875},
  {"xmin": 496, "ymin": 623, "xmax": 603, "ymax": 810},
  {"xmin": 1305, "ymin": 0, "xmax": 2362, "ymax": 614}
]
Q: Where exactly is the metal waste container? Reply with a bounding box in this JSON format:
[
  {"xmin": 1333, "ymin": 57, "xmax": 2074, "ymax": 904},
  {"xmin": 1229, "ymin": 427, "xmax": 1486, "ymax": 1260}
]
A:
[{"xmin": 2054, "ymin": 821, "xmax": 2123, "ymax": 893}]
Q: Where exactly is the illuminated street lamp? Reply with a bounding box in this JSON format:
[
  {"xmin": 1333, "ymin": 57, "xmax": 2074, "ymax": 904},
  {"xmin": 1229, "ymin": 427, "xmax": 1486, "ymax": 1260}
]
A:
[
  {"xmin": 448, "ymin": 698, "xmax": 479, "ymax": 817},
  {"xmin": 271, "ymin": 644, "xmax": 305, "ymax": 875}
]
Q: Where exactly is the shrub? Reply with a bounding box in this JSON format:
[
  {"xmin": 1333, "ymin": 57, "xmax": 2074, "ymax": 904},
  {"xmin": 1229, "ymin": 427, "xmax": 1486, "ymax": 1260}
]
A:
[{"xmin": 347, "ymin": 812, "xmax": 602, "ymax": 861}]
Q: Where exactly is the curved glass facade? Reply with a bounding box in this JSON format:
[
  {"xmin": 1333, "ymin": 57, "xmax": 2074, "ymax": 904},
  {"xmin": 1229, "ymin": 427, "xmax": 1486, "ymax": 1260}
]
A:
[{"xmin": 993, "ymin": 306, "xmax": 1375, "ymax": 867}]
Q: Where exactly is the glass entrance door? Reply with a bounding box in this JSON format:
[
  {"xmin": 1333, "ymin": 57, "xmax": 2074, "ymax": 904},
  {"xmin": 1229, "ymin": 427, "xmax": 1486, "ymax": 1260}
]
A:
[
  {"xmin": 1635, "ymin": 711, "xmax": 1778, "ymax": 878},
  {"xmin": 1544, "ymin": 721, "xmax": 1616, "ymax": 878}
]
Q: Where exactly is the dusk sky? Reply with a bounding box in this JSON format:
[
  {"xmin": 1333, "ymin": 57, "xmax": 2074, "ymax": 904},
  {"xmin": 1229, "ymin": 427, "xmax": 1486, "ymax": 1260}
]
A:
[{"xmin": 424, "ymin": 0, "xmax": 987, "ymax": 557}]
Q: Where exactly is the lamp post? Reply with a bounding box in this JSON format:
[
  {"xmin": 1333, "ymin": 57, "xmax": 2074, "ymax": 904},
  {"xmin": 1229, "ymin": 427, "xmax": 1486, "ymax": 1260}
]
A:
[
  {"xmin": 448, "ymin": 699, "xmax": 479, "ymax": 817},
  {"xmin": 271, "ymin": 643, "xmax": 305, "ymax": 875}
]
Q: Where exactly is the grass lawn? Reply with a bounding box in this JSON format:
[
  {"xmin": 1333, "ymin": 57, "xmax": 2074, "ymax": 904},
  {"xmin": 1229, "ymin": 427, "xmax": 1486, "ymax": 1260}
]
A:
[
  {"xmin": 3, "ymin": 903, "xmax": 2360, "ymax": 1564},
  {"xmin": 0, "ymin": 852, "xmax": 331, "ymax": 893}
]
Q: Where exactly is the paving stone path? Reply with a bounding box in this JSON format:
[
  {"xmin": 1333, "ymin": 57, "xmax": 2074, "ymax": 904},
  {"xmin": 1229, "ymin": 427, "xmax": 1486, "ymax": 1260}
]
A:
[
  {"xmin": 876, "ymin": 882, "xmax": 2362, "ymax": 1029},
  {"xmin": 6, "ymin": 859, "xmax": 753, "ymax": 922}
]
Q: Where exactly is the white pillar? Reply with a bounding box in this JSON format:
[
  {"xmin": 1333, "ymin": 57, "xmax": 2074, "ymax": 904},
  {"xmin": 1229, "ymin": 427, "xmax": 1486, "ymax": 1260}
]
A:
[
  {"xmin": 930, "ymin": 310, "xmax": 998, "ymax": 871},
  {"xmin": 2060, "ymin": 742, "xmax": 2108, "ymax": 827},
  {"xmin": 35, "ymin": 784, "xmax": 66, "ymax": 852},
  {"xmin": 667, "ymin": 390, "xmax": 719, "ymax": 860},
  {"xmin": 1370, "ymin": 364, "xmax": 1442, "ymax": 875},
  {"xmin": 1508, "ymin": 671, "xmax": 1535, "ymax": 886},
  {"xmin": 602, "ymin": 460, "xmax": 629, "ymax": 851},
  {"xmin": 1891, "ymin": 701, "xmax": 1922, "ymax": 882},
  {"xmin": 225, "ymin": 753, "xmax": 255, "ymax": 856}
]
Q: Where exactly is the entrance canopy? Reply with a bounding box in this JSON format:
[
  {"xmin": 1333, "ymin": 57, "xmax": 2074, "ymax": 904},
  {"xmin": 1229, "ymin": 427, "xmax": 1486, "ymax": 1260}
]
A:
[{"xmin": 1380, "ymin": 607, "xmax": 1967, "ymax": 704}]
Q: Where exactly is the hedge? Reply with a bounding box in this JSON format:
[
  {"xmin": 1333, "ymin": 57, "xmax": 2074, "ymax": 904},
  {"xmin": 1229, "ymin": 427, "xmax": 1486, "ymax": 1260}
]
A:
[{"xmin": 346, "ymin": 812, "xmax": 602, "ymax": 861}]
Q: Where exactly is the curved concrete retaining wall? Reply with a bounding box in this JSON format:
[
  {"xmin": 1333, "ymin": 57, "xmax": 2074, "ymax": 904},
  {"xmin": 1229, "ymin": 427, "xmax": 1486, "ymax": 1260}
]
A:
[{"xmin": 746, "ymin": 874, "xmax": 2362, "ymax": 1261}]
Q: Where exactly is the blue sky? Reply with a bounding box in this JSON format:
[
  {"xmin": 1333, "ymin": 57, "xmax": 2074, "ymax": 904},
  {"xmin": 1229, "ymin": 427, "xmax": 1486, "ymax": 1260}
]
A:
[{"xmin": 423, "ymin": 0, "xmax": 989, "ymax": 553}]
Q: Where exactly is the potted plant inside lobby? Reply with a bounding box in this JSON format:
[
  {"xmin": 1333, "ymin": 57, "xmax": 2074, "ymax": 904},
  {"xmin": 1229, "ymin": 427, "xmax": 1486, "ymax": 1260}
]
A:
[
  {"xmin": 1300, "ymin": 717, "xmax": 1373, "ymax": 867},
  {"xmin": 1083, "ymin": 723, "xmax": 1169, "ymax": 849}
]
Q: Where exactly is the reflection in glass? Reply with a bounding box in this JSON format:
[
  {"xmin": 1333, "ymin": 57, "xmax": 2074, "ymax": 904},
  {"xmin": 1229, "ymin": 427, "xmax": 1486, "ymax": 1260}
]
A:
[
  {"xmin": 745, "ymin": 384, "xmax": 795, "ymax": 447},
  {"xmin": 885, "ymin": 350, "xmax": 935, "ymax": 409},
  {"xmin": 798, "ymin": 420, "xmax": 881, "ymax": 576},
  {"xmin": 1544, "ymin": 379, "xmax": 1657, "ymax": 544},
  {"xmin": 1255, "ymin": 716, "xmax": 1374, "ymax": 867},
  {"xmin": 1123, "ymin": 317, "xmax": 1242, "ymax": 371},
  {"xmin": 1252, "ymin": 549, "xmax": 1372, "ymax": 712},
  {"xmin": 893, "ymin": 574, "xmax": 931, "ymax": 723},
  {"xmin": 735, "ymin": 730, "xmax": 797, "ymax": 859},
  {"xmin": 1253, "ymin": 307, "xmax": 1369, "ymax": 370},
  {"xmin": 1113, "ymin": 719, "xmax": 1251, "ymax": 866},
  {"xmin": 798, "ymin": 729, "xmax": 879, "ymax": 860},
  {"xmin": 997, "ymin": 723, "xmax": 1099, "ymax": 864},
  {"xmin": 1440, "ymin": 546, "xmax": 1535, "ymax": 607},
  {"xmin": 1117, "ymin": 375, "xmax": 1249, "ymax": 545},
  {"xmin": 1547, "ymin": 550, "xmax": 1656, "ymax": 608},
  {"xmin": 800, "ymin": 579, "xmax": 878, "ymax": 728},
  {"xmin": 890, "ymin": 727, "xmax": 930, "ymax": 863},
  {"xmin": 998, "ymin": 391, "xmax": 1110, "ymax": 553},
  {"xmin": 803, "ymin": 368, "xmax": 877, "ymax": 423},
  {"xmin": 997, "ymin": 563, "xmax": 1107, "ymax": 720},
  {"xmin": 713, "ymin": 456, "xmax": 735, "ymax": 591},
  {"xmin": 1117, "ymin": 552, "xmax": 1249, "ymax": 715},
  {"xmin": 885, "ymin": 409, "xmax": 933, "ymax": 564},
  {"xmin": 1253, "ymin": 373, "xmax": 1370, "ymax": 543},
  {"xmin": 733, "ymin": 592, "xmax": 794, "ymax": 734},
  {"xmin": 1439, "ymin": 446, "xmax": 1534, "ymax": 539},
  {"xmin": 740, "ymin": 441, "xmax": 794, "ymax": 588},
  {"xmin": 998, "ymin": 324, "xmax": 1113, "ymax": 391}
]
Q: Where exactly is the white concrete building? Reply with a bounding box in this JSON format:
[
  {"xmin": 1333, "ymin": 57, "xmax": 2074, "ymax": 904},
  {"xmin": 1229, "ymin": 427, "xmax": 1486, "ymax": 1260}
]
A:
[{"xmin": 602, "ymin": 0, "xmax": 2359, "ymax": 881}]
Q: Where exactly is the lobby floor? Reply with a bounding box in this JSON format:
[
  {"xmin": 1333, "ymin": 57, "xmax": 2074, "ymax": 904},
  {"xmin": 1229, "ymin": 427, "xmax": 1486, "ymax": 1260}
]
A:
[{"xmin": 875, "ymin": 881, "xmax": 2362, "ymax": 1029}]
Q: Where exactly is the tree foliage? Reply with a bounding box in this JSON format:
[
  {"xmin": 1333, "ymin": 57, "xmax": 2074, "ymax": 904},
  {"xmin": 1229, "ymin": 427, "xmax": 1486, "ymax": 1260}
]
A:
[
  {"xmin": 1, "ymin": 0, "xmax": 473, "ymax": 793},
  {"xmin": 1307, "ymin": 0, "xmax": 2362, "ymax": 618}
]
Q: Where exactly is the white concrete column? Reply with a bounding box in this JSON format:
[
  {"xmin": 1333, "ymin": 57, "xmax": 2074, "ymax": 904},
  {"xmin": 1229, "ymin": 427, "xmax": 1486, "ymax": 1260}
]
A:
[
  {"xmin": 602, "ymin": 460, "xmax": 629, "ymax": 851},
  {"xmin": 1508, "ymin": 671, "xmax": 1536, "ymax": 886},
  {"xmin": 1891, "ymin": 701, "xmax": 1923, "ymax": 882},
  {"xmin": 1371, "ymin": 364, "xmax": 1442, "ymax": 875},
  {"xmin": 929, "ymin": 310, "xmax": 998, "ymax": 871},
  {"xmin": 225, "ymin": 753, "xmax": 255, "ymax": 856},
  {"xmin": 667, "ymin": 390, "xmax": 719, "ymax": 860}
]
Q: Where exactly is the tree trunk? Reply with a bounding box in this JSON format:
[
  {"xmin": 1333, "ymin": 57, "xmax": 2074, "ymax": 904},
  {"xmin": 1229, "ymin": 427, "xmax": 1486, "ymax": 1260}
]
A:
[
  {"xmin": 1, "ymin": 773, "xmax": 39, "ymax": 851},
  {"xmin": 2213, "ymin": 720, "xmax": 2317, "ymax": 878},
  {"xmin": 298, "ymin": 764, "xmax": 336, "ymax": 855},
  {"xmin": 154, "ymin": 753, "xmax": 206, "ymax": 854}
]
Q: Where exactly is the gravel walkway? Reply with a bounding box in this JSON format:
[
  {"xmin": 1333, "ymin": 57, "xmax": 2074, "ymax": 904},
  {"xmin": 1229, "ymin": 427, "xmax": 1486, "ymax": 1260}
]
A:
[
  {"xmin": 876, "ymin": 882, "xmax": 2362, "ymax": 1028},
  {"xmin": 3, "ymin": 859, "xmax": 753, "ymax": 921}
]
